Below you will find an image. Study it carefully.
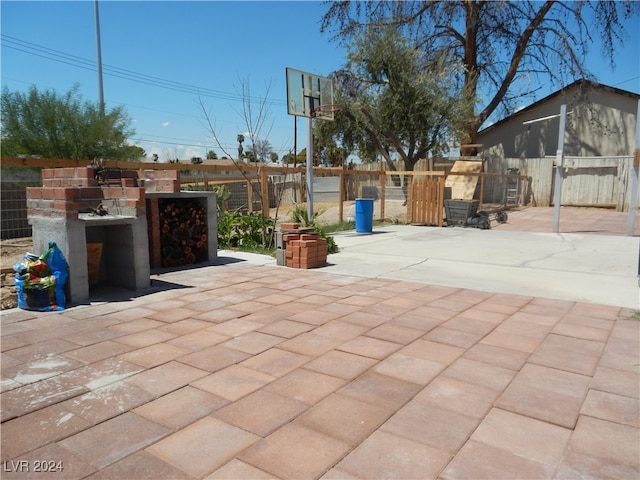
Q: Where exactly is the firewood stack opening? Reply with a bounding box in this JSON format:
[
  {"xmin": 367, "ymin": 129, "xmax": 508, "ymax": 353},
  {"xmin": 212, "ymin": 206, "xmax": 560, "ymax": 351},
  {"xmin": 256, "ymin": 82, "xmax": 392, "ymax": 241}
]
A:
[{"xmin": 158, "ymin": 198, "xmax": 208, "ymax": 268}]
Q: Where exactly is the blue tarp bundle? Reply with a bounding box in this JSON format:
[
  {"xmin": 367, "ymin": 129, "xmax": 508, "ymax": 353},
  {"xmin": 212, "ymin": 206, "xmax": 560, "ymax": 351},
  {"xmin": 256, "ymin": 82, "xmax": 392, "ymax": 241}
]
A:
[{"xmin": 14, "ymin": 241, "xmax": 68, "ymax": 311}]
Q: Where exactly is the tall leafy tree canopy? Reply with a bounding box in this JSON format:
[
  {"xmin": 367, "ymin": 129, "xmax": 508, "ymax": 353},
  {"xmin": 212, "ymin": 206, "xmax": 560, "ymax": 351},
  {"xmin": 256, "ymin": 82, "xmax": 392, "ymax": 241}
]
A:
[
  {"xmin": 321, "ymin": 0, "xmax": 638, "ymax": 153},
  {"xmin": 314, "ymin": 26, "xmax": 471, "ymax": 171},
  {"xmin": 1, "ymin": 84, "xmax": 138, "ymax": 160}
]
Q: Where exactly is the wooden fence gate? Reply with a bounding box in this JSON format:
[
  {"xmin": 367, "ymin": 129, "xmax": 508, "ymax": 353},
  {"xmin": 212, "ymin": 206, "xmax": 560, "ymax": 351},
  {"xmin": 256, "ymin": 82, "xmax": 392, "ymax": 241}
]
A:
[{"xmin": 407, "ymin": 173, "xmax": 445, "ymax": 226}]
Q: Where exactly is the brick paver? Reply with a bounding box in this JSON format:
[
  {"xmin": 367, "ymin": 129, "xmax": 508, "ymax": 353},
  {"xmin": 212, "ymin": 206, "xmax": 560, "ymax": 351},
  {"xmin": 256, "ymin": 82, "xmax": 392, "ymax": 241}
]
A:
[{"xmin": 1, "ymin": 207, "xmax": 639, "ymax": 479}]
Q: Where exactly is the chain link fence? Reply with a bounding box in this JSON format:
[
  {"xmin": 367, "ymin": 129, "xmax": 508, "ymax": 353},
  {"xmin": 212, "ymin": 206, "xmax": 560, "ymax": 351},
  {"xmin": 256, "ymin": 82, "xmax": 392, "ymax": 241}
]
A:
[{"xmin": 2, "ymin": 167, "xmax": 43, "ymax": 239}]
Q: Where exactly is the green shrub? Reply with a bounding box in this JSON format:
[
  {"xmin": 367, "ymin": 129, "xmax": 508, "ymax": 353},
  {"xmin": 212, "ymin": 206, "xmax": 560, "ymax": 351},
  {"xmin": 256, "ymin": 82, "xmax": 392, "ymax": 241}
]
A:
[
  {"xmin": 217, "ymin": 210, "xmax": 274, "ymax": 250},
  {"xmin": 289, "ymin": 205, "xmax": 339, "ymax": 254}
]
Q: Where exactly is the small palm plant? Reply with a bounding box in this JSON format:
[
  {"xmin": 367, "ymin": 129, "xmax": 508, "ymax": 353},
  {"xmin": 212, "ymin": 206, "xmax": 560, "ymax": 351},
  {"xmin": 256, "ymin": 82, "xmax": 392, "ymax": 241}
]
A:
[
  {"xmin": 289, "ymin": 204, "xmax": 321, "ymax": 227},
  {"xmin": 288, "ymin": 205, "xmax": 338, "ymax": 254}
]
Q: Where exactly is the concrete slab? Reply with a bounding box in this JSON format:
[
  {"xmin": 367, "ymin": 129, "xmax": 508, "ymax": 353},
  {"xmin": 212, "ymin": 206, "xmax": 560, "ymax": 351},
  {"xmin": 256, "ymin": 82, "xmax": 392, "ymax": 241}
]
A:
[{"xmin": 323, "ymin": 226, "xmax": 639, "ymax": 309}]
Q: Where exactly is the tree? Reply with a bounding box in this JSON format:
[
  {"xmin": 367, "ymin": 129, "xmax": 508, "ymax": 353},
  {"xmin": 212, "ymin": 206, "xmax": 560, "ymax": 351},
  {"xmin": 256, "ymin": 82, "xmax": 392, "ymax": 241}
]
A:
[
  {"xmin": 321, "ymin": 0, "xmax": 639, "ymax": 153},
  {"xmin": 252, "ymin": 138, "xmax": 275, "ymax": 163},
  {"xmin": 1, "ymin": 84, "xmax": 136, "ymax": 160},
  {"xmin": 198, "ymin": 78, "xmax": 279, "ymax": 248},
  {"xmin": 243, "ymin": 149, "xmax": 258, "ymax": 162},
  {"xmin": 315, "ymin": 27, "xmax": 470, "ymax": 174},
  {"xmin": 120, "ymin": 144, "xmax": 145, "ymax": 160},
  {"xmin": 206, "ymin": 150, "xmax": 218, "ymax": 160},
  {"xmin": 282, "ymin": 148, "xmax": 307, "ymax": 166},
  {"xmin": 237, "ymin": 134, "xmax": 244, "ymax": 160}
]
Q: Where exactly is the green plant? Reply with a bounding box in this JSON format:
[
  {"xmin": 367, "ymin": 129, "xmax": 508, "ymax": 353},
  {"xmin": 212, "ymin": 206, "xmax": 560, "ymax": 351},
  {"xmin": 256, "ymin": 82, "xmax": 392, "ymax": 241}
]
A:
[
  {"xmin": 211, "ymin": 185, "xmax": 231, "ymax": 213},
  {"xmin": 217, "ymin": 210, "xmax": 274, "ymax": 250},
  {"xmin": 315, "ymin": 225, "xmax": 339, "ymax": 254},
  {"xmin": 627, "ymin": 310, "xmax": 640, "ymax": 321},
  {"xmin": 288, "ymin": 205, "xmax": 339, "ymax": 254},
  {"xmin": 289, "ymin": 204, "xmax": 323, "ymax": 227}
]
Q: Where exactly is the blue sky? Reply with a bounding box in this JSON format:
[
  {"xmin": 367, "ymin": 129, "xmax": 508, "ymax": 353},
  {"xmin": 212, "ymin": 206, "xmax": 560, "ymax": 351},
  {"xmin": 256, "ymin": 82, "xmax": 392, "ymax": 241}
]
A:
[{"xmin": 2, "ymin": 0, "xmax": 639, "ymax": 162}]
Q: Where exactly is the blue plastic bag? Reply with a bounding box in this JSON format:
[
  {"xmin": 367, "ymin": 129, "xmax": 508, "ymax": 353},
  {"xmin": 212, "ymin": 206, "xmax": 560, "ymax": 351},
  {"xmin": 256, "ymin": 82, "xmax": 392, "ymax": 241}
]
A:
[{"xmin": 14, "ymin": 241, "xmax": 68, "ymax": 311}]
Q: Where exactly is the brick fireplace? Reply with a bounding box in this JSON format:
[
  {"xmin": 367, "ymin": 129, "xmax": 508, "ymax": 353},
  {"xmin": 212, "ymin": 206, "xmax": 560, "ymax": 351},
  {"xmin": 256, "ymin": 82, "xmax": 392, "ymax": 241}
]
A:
[{"xmin": 26, "ymin": 166, "xmax": 217, "ymax": 305}]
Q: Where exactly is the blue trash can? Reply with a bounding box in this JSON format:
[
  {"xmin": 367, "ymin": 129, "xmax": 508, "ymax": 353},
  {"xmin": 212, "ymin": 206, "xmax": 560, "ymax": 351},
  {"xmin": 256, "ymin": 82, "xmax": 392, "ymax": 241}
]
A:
[{"xmin": 355, "ymin": 198, "xmax": 374, "ymax": 233}]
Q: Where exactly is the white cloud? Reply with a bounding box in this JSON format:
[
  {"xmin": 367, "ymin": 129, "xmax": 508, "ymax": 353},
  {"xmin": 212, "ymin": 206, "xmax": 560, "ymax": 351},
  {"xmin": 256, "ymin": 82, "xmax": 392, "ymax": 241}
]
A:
[
  {"xmin": 162, "ymin": 121, "xmax": 170, "ymax": 127},
  {"xmin": 184, "ymin": 147, "xmax": 203, "ymax": 159}
]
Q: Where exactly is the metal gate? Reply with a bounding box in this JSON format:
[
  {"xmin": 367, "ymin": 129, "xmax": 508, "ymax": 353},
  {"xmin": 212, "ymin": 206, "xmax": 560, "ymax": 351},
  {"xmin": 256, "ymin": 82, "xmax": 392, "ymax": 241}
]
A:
[{"xmin": 407, "ymin": 174, "xmax": 445, "ymax": 226}]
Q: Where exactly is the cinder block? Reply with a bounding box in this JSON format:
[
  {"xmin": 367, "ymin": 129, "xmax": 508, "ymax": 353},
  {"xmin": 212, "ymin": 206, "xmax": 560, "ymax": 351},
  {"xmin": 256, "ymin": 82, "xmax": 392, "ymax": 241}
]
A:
[
  {"xmin": 298, "ymin": 239, "xmax": 316, "ymax": 248},
  {"xmin": 286, "ymin": 258, "xmax": 300, "ymax": 268},
  {"xmin": 299, "ymin": 245, "xmax": 318, "ymax": 256},
  {"xmin": 280, "ymin": 223, "xmax": 299, "ymax": 231},
  {"xmin": 283, "ymin": 234, "xmax": 301, "ymax": 242},
  {"xmin": 300, "ymin": 233, "xmax": 319, "ymax": 241},
  {"xmin": 299, "ymin": 252, "xmax": 316, "ymax": 261}
]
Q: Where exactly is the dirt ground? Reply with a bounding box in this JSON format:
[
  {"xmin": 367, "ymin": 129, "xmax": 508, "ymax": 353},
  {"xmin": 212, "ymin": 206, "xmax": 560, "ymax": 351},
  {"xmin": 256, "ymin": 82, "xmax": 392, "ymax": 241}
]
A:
[
  {"xmin": 273, "ymin": 200, "xmax": 408, "ymax": 226},
  {"xmin": 0, "ymin": 201, "xmax": 409, "ymax": 310}
]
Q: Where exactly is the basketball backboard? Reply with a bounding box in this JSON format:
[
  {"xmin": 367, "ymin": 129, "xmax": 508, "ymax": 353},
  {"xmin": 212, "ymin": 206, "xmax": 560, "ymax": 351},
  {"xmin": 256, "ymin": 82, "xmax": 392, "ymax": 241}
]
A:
[{"xmin": 286, "ymin": 67, "xmax": 335, "ymax": 120}]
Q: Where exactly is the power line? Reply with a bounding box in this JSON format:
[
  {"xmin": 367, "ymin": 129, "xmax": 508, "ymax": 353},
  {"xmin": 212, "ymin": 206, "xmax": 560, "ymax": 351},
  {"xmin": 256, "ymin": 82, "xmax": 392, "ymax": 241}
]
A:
[
  {"xmin": 1, "ymin": 34, "xmax": 287, "ymax": 107},
  {"xmin": 1, "ymin": 35, "xmax": 295, "ymax": 153},
  {"xmin": 134, "ymin": 135, "xmax": 294, "ymax": 155}
]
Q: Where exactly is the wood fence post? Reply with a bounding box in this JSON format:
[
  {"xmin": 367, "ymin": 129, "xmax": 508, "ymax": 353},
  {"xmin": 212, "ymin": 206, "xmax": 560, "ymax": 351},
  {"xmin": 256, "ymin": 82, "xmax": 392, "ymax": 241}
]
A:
[
  {"xmin": 438, "ymin": 173, "xmax": 445, "ymax": 227},
  {"xmin": 339, "ymin": 169, "xmax": 345, "ymax": 223},
  {"xmin": 379, "ymin": 170, "xmax": 386, "ymax": 220},
  {"xmin": 260, "ymin": 169, "xmax": 269, "ymax": 217},
  {"xmin": 247, "ymin": 179, "xmax": 253, "ymax": 213}
]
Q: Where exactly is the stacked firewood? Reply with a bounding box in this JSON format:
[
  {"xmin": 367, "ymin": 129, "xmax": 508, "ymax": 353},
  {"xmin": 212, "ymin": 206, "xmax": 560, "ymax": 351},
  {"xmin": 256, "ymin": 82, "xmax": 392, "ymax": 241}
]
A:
[{"xmin": 158, "ymin": 199, "xmax": 208, "ymax": 267}]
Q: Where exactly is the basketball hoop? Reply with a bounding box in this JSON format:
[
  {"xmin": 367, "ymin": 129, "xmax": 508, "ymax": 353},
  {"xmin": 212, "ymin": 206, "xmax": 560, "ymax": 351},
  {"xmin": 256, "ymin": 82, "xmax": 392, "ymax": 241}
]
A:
[{"xmin": 311, "ymin": 104, "xmax": 342, "ymax": 119}]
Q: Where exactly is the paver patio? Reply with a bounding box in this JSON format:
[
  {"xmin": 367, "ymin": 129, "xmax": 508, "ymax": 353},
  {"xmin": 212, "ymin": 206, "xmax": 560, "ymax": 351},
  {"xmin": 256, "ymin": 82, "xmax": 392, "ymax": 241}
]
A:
[{"xmin": 1, "ymin": 207, "xmax": 639, "ymax": 479}]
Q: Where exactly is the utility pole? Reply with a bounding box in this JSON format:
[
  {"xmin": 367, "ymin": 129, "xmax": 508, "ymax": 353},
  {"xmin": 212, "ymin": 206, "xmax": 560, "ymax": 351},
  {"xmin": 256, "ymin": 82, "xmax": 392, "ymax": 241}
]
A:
[{"xmin": 94, "ymin": 0, "xmax": 105, "ymax": 116}]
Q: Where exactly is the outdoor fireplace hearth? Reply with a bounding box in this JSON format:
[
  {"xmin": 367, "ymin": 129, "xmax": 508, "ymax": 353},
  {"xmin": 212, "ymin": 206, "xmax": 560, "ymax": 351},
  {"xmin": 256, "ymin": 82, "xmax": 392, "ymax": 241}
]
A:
[
  {"xmin": 26, "ymin": 167, "xmax": 150, "ymax": 305},
  {"xmin": 26, "ymin": 166, "xmax": 217, "ymax": 305}
]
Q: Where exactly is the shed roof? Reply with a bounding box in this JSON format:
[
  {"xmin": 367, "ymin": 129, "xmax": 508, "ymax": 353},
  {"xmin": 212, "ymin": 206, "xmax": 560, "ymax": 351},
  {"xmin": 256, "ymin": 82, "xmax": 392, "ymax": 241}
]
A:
[{"xmin": 478, "ymin": 79, "xmax": 639, "ymax": 136}]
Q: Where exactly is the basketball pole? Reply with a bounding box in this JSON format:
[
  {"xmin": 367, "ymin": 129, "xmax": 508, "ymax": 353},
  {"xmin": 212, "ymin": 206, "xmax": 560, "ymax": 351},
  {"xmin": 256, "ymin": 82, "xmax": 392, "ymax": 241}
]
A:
[{"xmin": 306, "ymin": 116, "xmax": 314, "ymax": 221}]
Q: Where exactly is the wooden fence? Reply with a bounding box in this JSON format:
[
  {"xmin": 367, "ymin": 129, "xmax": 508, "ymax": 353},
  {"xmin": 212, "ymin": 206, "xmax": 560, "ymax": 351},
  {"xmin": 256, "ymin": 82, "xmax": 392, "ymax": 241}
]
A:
[
  {"xmin": 407, "ymin": 173, "xmax": 445, "ymax": 226},
  {"xmin": 8, "ymin": 155, "xmax": 635, "ymax": 239},
  {"xmin": 356, "ymin": 155, "xmax": 637, "ymax": 211},
  {"xmin": 484, "ymin": 155, "xmax": 636, "ymax": 211}
]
